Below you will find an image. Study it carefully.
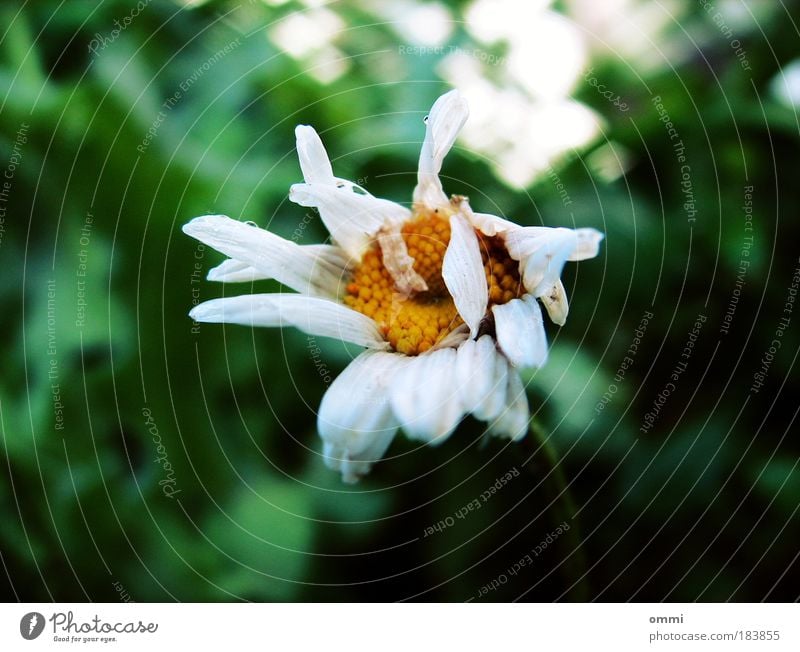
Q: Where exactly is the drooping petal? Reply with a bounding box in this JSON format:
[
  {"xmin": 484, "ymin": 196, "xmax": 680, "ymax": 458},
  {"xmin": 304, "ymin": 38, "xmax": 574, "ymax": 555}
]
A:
[
  {"xmin": 295, "ymin": 125, "xmax": 335, "ymax": 185},
  {"xmin": 492, "ymin": 295, "xmax": 548, "ymax": 368},
  {"xmin": 443, "ymin": 213, "xmax": 488, "ymax": 336},
  {"xmin": 457, "ymin": 199, "xmax": 518, "ymax": 237},
  {"xmin": 413, "ymin": 90, "xmax": 469, "ymax": 209},
  {"xmin": 568, "ymin": 228, "xmax": 604, "ymax": 261},
  {"xmin": 538, "ymin": 279, "xmax": 569, "ymax": 326},
  {"xmin": 503, "ymin": 226, "xmax": 577, "ymax": 296},
  {"xmin": 207, "ymin": 259, "xmax": 268, "ymax": 283},
  {"xmin": 317, "ymin": 350, "xmax": 403, "ymax": 483},
  {"xmin": 289, "ymin": 182, "xmax": 410, "ymax": 260},
  {"xmin": 189, "ymin": 293, "xmax": 388, "ymax": 349},
  {"xmin": 377, "ymin": 227, "xmax": 428, "ymax": 294},
  {"xmin": 183, "ymin": 215, "xmax": 346, "ymax": 297},
  {"xmin": 388, "ymin": 348, "xmax": 464, "ymax": 443},
  {"xmin": 490, "ymin": 369, "xmax": 530, "ymax": 441},
  {"xmin": 454, "ymin": 335, "xmax": 509, "ymax": 421}
]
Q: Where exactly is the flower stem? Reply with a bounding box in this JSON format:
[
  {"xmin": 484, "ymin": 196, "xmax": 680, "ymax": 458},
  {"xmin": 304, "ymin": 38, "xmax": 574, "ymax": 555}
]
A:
[{"xmin": 522, "ymin": 420, "xmax": 590, "ymax": 601}]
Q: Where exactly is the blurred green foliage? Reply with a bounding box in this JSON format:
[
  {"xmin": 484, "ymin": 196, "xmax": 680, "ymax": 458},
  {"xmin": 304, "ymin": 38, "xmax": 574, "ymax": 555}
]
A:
[{"xmin": 1, "ymin": 0, "xmax": 798, "ymax": 601}]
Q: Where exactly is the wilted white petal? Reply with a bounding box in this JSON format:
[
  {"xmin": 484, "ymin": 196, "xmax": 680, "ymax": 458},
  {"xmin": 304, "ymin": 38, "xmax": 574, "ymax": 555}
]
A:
[
  {"xmin": 492, "ymin": 295, "xmax": 548, "ymax": 368},
  {"xmin": 539, "ymin": 279, "xmax": 569, "ymax": 326},
  {"xmin": 318, "ymin": 350, "xmax": 403, "ymax": 483},
  {"xmin": 459, "ymin": 202, "xmax": 518, "ymax": 237},
  {"xmin": 454, "ymin": 335, "xmax": 508, "ymax": 421},
  {"xmin": 443, "ymin": 213, "xmax": 488, "ymax": 335},
  {"xmin": 377, "ymin": 227, "xmax": 428, "ymax": 294},
  {"xmin": 183, "ymin": 215, "xmax": 345, "ymax": 296},
  {"xmin": 189, "ymin": 294, "xmax": 388, "ymax": 349},
  {"xmin": 413, "ymin": 90, "xmax": 469, "ymax": 209},
  {"xmin": 490, "ymin": 369, "xmax": 530, "ymax": 441},
  {"xmin": 568, "ymin": 227, "xmax": 604, "ymax": 261},
  {"xmin": 295, "ymin": 125, "xmax": 335, "ymax": 185},
  {"xmin": 207, "ymin": 259, "xmax": 268, "ymax": 283},
  {"xmin": 389, "ymin": 348, "xmax": 464, "ymax": 443},
  {"xmin": 289, "ymin": 182, "xmax": 410, "ymax": 259},
  {"xmin": 503, "ymin": 226, "xmax": 577, "ymax": 295},
  {"xmin": 432, "ymin": 323, "xmax": 470, "ymax": 350}
]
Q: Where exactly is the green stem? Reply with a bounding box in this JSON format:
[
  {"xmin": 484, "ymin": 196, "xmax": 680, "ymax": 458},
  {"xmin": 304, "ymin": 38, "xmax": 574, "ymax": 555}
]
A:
[{"xmin": 523, "ymin": 420, "xmax": 590, "ymax": 601}]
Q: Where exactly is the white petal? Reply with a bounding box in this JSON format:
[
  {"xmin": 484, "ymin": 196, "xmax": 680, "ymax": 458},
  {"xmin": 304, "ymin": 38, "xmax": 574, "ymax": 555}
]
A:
[
  {"xmin": 503, "ymin": 226, "xmax": 577, "ymax": 296},
  {"xmin": 189, "ymin": 293, "xmax": 388, "ymax": 349},
  {"xmin": 492, "ymin": 295, "xmax": 548, "ymax": 368},
  {"xmin": 490, "ymin": 369, "xmax": 530, "ymax": 441},
  {"xmin": 207, "ymin": 258, "xmax": 268, "ymax": 283},
  {"xmin": 377, "ymin": 227, "xmax": 427, "ymax": 294},
  {"xmin": 454, "ymin": 335, "xmax": 508, "ymax": 421},
  {"xmin": 318, "ymin": 350, "xmax": 403, "ymax": 483},
  {"xmin": 295, "ymin": 125, "xmax": 335, "ymax": 185},
  {"xmin": 539, "ymin": 279, "xmax": 569, "ymax": 326},
  {"xmin": 389, "ymin": 348, "xmax": 465, "ymax": 443},
  {"xmin": 568, "ymin": 228, "xmax": 604, "ymax": 261},
  {"xmin": 458, "ymin": 201, "xmax": 518, "ymax": 237},
  {"xmin": 289, "ymin": 182, "xmax": 410, "ymax": 259},
  {"xmin": 413, "ymin": 90, "xmax": 469, "ymax": 209},
  {"xmin": 183, "ymin": 215, "xmax": 345, "ymax": 297},
  {"xmin": 443, "ymin": 213, "xmax": 488, "ymax": 336}
]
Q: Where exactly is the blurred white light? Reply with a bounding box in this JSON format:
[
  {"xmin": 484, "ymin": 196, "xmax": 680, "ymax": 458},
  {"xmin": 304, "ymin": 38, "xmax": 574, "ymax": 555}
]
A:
[
  {"xmin": 466, "ymin": 1, "xmax": 585, "ymax": 100},
  {"xmin": 465, "ymin": 0, "xmax": 550, "ymax": 43},
  {"xmin": 378, "ymin": 0, "xmax": 454, "ymax": 47},
  {"xmin": 769, "ymin": 59, "xmax": 800, "ymax": 109},
  {"xmin": 586, "ymin": 141, "xmax": 634, "ymax": 183},
  {"xmin": 270, "ymin": 8, "xmax": 344, "ymax": 59},
  {"xmin": 307, "ymin": 46, "xmax": 350, "ymax": 84},
  {"xmin": 439, "ymin": 52, "xmax": 600, "ymax": 188},
  {"xmin": 566, "ymin": 0, "xmax": 688, "ymax": 72}
]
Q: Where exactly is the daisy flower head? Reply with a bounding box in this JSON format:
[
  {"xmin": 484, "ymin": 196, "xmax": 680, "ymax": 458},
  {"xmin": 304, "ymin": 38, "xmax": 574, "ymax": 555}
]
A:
[{"xmin": 183, "ymin": 90, "xmax": 603, "ymax": 483}]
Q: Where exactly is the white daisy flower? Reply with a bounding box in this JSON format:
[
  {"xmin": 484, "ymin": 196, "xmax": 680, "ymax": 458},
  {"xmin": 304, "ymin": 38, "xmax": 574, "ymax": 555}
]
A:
[{"xmin": 184, "ymin": 90, "xmax": 603, "ymax": 483}]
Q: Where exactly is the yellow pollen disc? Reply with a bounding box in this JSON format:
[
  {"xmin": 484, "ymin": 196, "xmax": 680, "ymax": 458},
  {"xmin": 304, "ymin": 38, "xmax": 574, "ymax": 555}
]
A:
[{"xmin": 344, "ymin": 210, "xmax": 526, "ymax": 355}]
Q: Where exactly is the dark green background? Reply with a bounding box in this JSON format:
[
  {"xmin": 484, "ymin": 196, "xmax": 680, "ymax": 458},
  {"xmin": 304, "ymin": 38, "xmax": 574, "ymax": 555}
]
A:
[{"xmin": 1, "ymin": 0, "xmax": 798, "ymax": 601}]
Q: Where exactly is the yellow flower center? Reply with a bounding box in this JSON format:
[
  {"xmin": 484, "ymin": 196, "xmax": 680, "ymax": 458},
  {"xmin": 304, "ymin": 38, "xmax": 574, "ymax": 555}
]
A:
[{"xmin": 344, "ymin": 210, "xmax": 524, "ymax": 355}]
